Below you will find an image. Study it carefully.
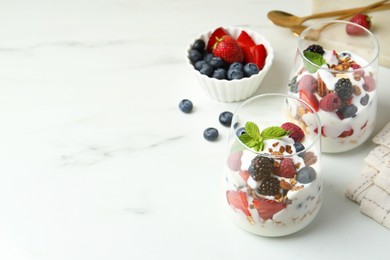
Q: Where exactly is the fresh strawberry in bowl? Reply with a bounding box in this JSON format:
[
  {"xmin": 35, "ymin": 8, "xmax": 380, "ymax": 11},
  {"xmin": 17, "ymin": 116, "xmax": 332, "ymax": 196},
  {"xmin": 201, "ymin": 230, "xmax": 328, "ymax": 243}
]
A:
[{"xmin": 186, "ymin": 27, "xmax": 274, "ymax": 102}]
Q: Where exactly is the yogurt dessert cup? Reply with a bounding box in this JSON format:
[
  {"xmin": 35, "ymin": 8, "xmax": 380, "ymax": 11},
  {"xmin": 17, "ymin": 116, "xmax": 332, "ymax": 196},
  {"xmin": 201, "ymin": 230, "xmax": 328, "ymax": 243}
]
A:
[
  {"xmin": 224, "ymin": 94, "xmax": 322, "ymax": 237},
  {"xmin": 288, "ymin": 20, "xmax": 380, "ymax": 153},
  {"xmin": 186, "ymin": 27, "xmax": 274, "ymax": 102}
]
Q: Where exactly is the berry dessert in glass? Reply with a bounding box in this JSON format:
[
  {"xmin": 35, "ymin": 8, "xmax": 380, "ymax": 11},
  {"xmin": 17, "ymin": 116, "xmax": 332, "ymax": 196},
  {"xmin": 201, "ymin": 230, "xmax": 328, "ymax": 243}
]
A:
[
  {"xmin": 224, "ymin": 93, "xmax": 322, "ymax": 237},
  {"xmin": 288, "ymin": 20, "xmax": 379, "ymax": 153}
]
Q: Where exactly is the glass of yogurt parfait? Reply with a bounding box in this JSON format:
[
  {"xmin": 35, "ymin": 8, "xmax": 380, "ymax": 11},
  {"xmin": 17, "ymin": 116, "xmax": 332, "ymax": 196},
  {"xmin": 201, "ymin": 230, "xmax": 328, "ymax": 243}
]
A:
[
  {"xmin": 224, "ymin": 93, "xmax": 322, "ymax": 237},
  {"xmin": 288, "ymin": 20, "xmax": 379, "ymax": 153}
]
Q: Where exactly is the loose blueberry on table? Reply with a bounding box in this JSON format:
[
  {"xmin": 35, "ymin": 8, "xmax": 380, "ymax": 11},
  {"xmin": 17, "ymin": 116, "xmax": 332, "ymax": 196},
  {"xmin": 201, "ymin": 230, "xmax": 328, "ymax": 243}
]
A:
[
  {"xmin": 178, "ymin": 99, "xmax": 193, "ymax": 113},
  {"xmin": 203, "ymin": 127, "xmax": 219, "ymax": 141},
  {"xmin": 219, "ymin": 111, "xmax": 233, "ymax": 127}
]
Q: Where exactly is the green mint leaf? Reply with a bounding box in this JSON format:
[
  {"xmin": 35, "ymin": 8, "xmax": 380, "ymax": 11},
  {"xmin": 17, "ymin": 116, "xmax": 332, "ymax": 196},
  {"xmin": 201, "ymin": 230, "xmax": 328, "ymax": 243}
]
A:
[
  {"xmin": 260, "ymin": 142, "xmax": 265, "ymax": 151},
  {"xmin": 245, "ymin": 121, "xmax": 261, "ymax": 138},
  {"xmin": 304, "ymin": 51, "xmax": 326, "ymax": 66},
  {"xmin": 238, "ymin": 133, "xmax": 252, "ymax": 144},
  {"xmin": 247, "ymin": 139, "xmax": 259, "ymax": 148},
  {"xmin": 303, "ymin": 51, "xmax": 326, "ymax": 73},
  {"xmin": 261, "ymin": 126, "xmax": 288, "ymax": 140},
  {"xmin": 254, "ymin": 142, "xmax": 264, "ymax": 152},
  {"xmin": 239, "ymin": 134, "xmax": 258, "ymax": 149},
  {"xmin": 238, "ymin": 122, "xmax": 286, "ymax": 152},
  {"xmin": 238, "ymin": 122, "xmax": 265, "ymax": 151}
]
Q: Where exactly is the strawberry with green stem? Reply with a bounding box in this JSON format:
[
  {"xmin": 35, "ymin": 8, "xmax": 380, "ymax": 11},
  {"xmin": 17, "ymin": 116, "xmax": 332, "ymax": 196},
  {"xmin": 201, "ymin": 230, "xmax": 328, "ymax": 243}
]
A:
[
  {"xmin": 212, "ymin": 35, "xmax": 244, "ymax": 64},
  {"xmin": 346, "ymin": 14, "xmax": 371, "ymax": 36},
  {"xmin": 207, "ymin": 27, "xmax": 230, "ymax": 52}
]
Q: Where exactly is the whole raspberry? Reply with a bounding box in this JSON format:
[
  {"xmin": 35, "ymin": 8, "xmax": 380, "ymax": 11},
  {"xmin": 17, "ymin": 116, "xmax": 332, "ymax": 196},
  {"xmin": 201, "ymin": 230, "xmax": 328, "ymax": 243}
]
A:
[
  {"xmin": 258, "ymin": 176, "xmax": 280, "ymax": 196},
  {"xmin": 319, "ymin": 92, "xmax": 342, "ymax": 111},
  {"xmin": 281, "ymin": 122, "xmax": 305, "ymax": 143},
  {"xmin": 298, "ymin": 75, "xmax": 318, "ymax": 93},
  {"xmin": 249, "ymin": 156, "xmax": 274, "ymax": 181},
  {"xmin": 212, "ymin": 35, "xmax": 244, "ymax": 64},
  {"xmin": 335, "ymin": 78, "xmax": 353, "ymax": 100},
  {"xmin": 275, "ymin": 158, "xmax": 296, "ymax": 178},
  {"xmin": 363, "ymin": 75, "xmax": 376, "ymax": 92},
  {"xmin": 304, "ymin": 44, "xmax": 325, "ymax": 55}
]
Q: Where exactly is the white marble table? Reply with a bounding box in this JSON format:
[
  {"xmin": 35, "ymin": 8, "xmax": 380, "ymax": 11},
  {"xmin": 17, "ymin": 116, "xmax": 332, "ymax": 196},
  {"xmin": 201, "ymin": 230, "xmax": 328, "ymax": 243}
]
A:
[{"xmin": 0, "ymin": 0, "xmax": 389, "ymax": 259}]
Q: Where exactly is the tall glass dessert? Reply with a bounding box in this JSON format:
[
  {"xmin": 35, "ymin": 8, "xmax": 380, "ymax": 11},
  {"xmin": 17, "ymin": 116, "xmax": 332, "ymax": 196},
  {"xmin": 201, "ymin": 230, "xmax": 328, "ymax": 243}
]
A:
[
  {"xmin": 288, "ymin": 20, "xmax": 379, "ymax": 153},
  {"xmin": 224, "ymin": 93, "xmax": 322, "ymax": 237}
]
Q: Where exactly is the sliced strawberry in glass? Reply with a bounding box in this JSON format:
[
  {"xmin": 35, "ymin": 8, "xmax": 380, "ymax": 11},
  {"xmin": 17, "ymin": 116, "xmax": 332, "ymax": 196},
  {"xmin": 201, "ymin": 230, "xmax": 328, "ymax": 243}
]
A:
[
  {"xmin": 338, "ymin": 129, "xmax": 354, "ymax": 138},
  {"xmin": 252, "ymin": 198, "xmax": 286, "ymax": 220},
  {"xmin": 299, "ymin": 89, "xmax": 319, "ymax": 112},
  {"xmin": 360, "ymin": 121, "xmax": 368, "ymax": 130},
  {"xmin": 226, "ymin": 190, "xmax": 252, "ymax": 217},
  {"xmin": 314, "ymin": 126, "xmax": 326, "ymax": 137}
]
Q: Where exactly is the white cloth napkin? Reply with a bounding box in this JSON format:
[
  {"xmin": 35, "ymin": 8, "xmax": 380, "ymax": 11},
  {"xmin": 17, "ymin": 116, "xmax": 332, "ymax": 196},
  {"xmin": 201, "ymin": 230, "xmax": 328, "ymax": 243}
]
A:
[{"xmin": 345, "ymin": 122, "xmax": 390, "ymax": 229}]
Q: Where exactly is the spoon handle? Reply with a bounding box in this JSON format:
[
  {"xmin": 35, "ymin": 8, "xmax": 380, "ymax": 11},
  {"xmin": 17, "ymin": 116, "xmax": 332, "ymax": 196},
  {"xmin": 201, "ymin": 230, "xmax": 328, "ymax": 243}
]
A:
[
  {"xmin": 334, "ymin": 0, "xmax": 389, "ymax": 21},
  {"xmin": 302, "ymin": 0, "xmax": 390, "ymax": 22},
  {"xmin": 301, "ymin": 0, "xmax": 390, "ymax": 39},
  {"xmin": 291, "ymin": 0, "xmax": 390, "ymax": 36}
]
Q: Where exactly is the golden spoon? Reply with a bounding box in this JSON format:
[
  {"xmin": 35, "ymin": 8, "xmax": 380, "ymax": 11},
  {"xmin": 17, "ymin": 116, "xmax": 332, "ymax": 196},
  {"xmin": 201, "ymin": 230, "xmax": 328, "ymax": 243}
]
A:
[
  {"xmin": 290, "ymin": 0, "xmax": 389, "ymax": 38},
  {"xmin": 268, "ymin": 1, "xmax": 390, "ymax": 29}
]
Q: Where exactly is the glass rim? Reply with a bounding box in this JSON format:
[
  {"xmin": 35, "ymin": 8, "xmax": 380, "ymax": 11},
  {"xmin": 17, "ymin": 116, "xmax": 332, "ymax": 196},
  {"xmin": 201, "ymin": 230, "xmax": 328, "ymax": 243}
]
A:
[
  {"xmin": 298, "ymin": 20, "xmax": 380, "ymax": 73},
  {"xmin": 231, "ymin": 93, "xmax": 322, "ymax": 158}
]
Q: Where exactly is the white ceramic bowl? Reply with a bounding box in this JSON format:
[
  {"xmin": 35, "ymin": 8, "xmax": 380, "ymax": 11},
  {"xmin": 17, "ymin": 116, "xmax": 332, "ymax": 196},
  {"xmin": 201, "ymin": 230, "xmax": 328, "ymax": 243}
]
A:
[{"xmin": 187, "ymin": 27, "xmax": 274, "ymax": 102}]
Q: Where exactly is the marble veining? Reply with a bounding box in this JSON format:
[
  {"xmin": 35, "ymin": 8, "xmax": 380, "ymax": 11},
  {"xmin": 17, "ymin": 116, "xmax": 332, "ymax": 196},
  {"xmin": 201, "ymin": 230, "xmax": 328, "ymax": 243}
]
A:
[
  {"xmin": 59, "ymin": 134, "xmax": 184, "ymax": 166},
  {"xmin": 0, "ymin": 39, "xmax": 135, "ymax": 51}
]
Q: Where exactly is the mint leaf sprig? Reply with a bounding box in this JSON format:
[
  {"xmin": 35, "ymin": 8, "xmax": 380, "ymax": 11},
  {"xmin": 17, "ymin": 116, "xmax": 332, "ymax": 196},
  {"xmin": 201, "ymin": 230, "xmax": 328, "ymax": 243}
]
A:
[
  {"xmin": 238, "ymin": 122, "xmax": 289, "ymax": 152},
  {"xmin": 303, "ymin": 51, "xmax": 326, "ymax": 73}
]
